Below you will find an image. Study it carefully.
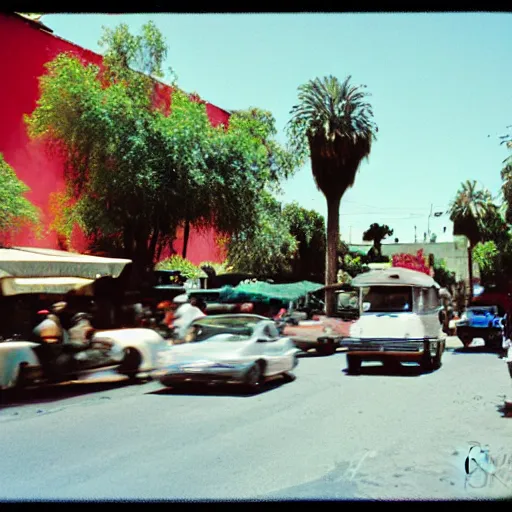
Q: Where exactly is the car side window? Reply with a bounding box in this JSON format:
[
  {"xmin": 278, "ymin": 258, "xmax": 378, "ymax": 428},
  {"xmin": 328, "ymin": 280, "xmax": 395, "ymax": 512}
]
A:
[{"xmin": 263, "ymin": 324, "xmax": 279, "ymax": 339}]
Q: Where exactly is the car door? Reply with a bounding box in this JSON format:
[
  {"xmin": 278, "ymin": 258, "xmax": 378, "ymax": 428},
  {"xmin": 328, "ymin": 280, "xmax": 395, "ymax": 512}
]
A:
[{"xmin": 261, "ymin": 322, "xmax": 292, "ymax": 374}]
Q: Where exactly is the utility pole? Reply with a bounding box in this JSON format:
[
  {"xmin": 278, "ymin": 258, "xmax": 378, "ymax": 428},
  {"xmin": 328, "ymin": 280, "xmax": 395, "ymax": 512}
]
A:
[{"xmin": 427, "ymin": 203, "xmax": 433, "ymax": 239}]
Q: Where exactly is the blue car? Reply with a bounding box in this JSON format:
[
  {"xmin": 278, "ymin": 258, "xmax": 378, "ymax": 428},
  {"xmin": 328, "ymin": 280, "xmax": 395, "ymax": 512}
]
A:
[{"xmin": 455, "ymin": 305, "xmax": 504, "ymax": 349}]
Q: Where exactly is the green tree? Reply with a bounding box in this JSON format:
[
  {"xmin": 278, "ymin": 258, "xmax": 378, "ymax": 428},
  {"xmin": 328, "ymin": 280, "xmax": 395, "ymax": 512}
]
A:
[
  {"xmin": 282, "ymin": 202, "xmax": 326, "ymax": 281},
  {"xmin": 0, "ymin": 154, "xmax": 41, "ymax": 241},
  {"xmin": 25, "ymin": 22, "xmax": 174, "ymax": 277},
  {"xmin": 225, "ymin": 192, "xmax": 298, "ymax": 277},
  {"xmin": 199, "ymin": 107, "xmax": 299, "ymax": 259},
  {"xmin": 432, "ymin": 258, "xmax": 457, "ymax": 290},
  {"xmin": 287, "ymin": 75, "xmax": 377, "ymax": 315},
  {"xmin": 449, "ymin": 180, "xmax": 494, "ymax": 300},
  {"xmin": 473, "ymin": 241, "xmax": 501, "ymax": 286},
  {"xmin": 25, "ymin": 23, "xmax": 299, "ymax": 280},
  {"xmin": 362, "ymin": 223, "xmax": 394, "ymax": 262},
  {"xmin": 341, "ymin": 253, "xmax": 370, "ymax": 278}
]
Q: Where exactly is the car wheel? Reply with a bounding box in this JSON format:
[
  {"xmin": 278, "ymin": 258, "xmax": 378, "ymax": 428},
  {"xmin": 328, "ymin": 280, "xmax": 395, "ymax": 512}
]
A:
[
  {"xmin": 432, "ymin": 343, "xmax": 443, "ymax": 370},
  {"xmin": 243, "ymin": 361, "xmax": 264, "ymax": 392},
  {"xmin": 346, "ymin": 354, "xmax": 361, "ymax": 374},
  {"xmin": 485, "ymin": 332, "xmax": 502, "ymax": 352},
  {"xmin": 459, "ymin": 333, "xmax": 473, "ymax": 349},
  {"xmin": 317, "ymin": 341, "xmax": 336, "ymax": 356},
  {"xmin": 119, "ymin": 347, "xmax": 142, "ymax": 381},
  {"xmin": 420, "ymin": 349, "xmax": 435, "ymax": 372}
]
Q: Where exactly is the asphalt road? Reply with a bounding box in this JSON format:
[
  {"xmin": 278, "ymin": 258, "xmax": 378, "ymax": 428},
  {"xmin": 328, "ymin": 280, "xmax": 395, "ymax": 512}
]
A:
[{"xmin": 1, "ymin": 336, "xmax": 512, "ymax": 502}]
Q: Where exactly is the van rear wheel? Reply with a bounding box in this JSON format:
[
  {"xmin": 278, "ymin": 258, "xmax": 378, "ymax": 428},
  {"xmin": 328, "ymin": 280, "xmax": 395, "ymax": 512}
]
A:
[{"xmin": 346, "ymin": 354, "xmax": 361, "ymax": 374}]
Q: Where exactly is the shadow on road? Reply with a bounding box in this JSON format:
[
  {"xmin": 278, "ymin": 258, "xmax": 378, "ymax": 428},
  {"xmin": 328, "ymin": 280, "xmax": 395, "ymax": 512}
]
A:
[
  {"xmin": 148, "ymin": 376, "xmax": 292, "ymax": 398},
  {"xmin": 450, "ymin": 346, "xmax": 505, "ymax": 357},
  {"xmin": 297, "ymin": 349, "xmax": 346, "ymax": 358},
  {"xmin": 341, "ymin": 362, "xmax": 433, "ymax": 378},
  {"xmin": 0, "ymin": 376, "xmax": 149, "ymax": 409}
]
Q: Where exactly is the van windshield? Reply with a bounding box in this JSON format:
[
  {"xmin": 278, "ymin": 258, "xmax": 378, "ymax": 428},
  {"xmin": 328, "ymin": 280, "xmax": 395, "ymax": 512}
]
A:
[{"xmin": 362, "ymin": 286, "xmax": 413, "ymax": 313}]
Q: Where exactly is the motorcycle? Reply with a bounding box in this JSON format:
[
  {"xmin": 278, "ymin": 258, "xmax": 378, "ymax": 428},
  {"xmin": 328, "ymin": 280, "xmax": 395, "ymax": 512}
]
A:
[{"xmin": 29, "ymin": 308, "xmax": 125, "ymax": 382}]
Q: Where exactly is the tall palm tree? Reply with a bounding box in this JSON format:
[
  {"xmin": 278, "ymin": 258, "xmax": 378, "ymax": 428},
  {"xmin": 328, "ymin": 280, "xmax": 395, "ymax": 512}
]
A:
[
  {"xmin": 287, "ymin": 75, "xmax": 377, "ymax": 315},
  {"xmin": 449, "ymin": 180, "xmax": 494, "ymax": 302}
]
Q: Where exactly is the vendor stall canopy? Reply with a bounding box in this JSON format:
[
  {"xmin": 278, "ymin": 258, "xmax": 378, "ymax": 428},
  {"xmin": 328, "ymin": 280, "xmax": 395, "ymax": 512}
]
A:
[
  {"xmin": 188, "ymin": 280, "xmax": 324, "ymax": 304},
  {"xmin": 0, "ymin": 246, "xmax": 132, "ymax": 279}
]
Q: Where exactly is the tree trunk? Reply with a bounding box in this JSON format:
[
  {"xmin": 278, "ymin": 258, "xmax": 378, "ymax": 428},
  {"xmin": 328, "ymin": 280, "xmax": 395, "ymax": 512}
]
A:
[
  {"xmin": 467, "ymin": 243, "xmax": 474, "ymax": 304},
  {"xmin": 123, "ymin": 223, "xmax": 134, "ymax": 260},
  {"xmin": 182, "ymin": 219, "xmax": 190, "ymax": 259},
  {"xmin": 325, "ymin": 195, "xmax": 341, "ymax": 316},
  {"xmin": 148, "ymin": 225, "xmax": 159, "ymax": 266}
]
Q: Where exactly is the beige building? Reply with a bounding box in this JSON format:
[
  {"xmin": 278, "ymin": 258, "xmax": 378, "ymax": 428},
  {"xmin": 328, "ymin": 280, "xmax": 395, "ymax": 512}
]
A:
[{"xmin": 349, "ymin": 237, "xmax": 479, "ymax": 285}]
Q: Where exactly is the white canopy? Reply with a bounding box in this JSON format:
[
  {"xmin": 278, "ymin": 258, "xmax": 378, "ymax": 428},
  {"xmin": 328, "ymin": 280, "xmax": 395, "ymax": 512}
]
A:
[
  {"xmin": 0, "ymin": 277, "xmax": 95, "ymax": 296},
  {"xmin": 0, "ymin": 246, "xmax": 132, "ymax": 279}
]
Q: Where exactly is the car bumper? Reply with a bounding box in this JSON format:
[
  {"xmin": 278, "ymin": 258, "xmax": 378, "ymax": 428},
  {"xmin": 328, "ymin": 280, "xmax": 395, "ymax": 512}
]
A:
[
  {"xmin": 328, "ymin": 337, "xmax": 441, "ymax": 358},
  {"xmin": 153, "ymin": 362, "xmax": 253, "ymax": 385}
]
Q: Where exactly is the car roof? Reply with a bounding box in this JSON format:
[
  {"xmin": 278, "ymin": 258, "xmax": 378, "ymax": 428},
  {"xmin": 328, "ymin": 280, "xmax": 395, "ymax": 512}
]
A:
[
  {"xmin": 351, "ymin": 267, "xmax": 440, "ymax": 288},
  {"xmin": 191, "ymin": 314, "xmax": 269, "ymax": 324}
]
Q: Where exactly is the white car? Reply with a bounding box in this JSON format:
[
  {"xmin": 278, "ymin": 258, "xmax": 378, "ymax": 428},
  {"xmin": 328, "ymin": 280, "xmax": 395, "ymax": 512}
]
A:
[
  {"xmin": 0, "ymin": 328, "xmax": 169, "ymax": 396},
  {"xmin": 153, "ymin": 314, "xmax": 300, "ymax": 392}
]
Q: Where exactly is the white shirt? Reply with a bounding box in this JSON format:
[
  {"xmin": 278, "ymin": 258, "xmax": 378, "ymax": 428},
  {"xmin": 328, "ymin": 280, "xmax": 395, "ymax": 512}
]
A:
[{"xmin": 173, "ymin": 304, "xmax": 206, "ymax": 339}]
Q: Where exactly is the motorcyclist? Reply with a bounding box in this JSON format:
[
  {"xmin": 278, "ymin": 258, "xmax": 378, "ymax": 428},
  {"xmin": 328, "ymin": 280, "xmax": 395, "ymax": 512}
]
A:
[
  {"xmin": 32, "ymin": 304, "xmax": 68, "ymax": 380},
  {"xmin": 172, "ymin": 296, "xmax": 207, "ymax": 342},
  {"xmin": 33, "ymin": 303, "xmax": 95, "ymax": 378}
]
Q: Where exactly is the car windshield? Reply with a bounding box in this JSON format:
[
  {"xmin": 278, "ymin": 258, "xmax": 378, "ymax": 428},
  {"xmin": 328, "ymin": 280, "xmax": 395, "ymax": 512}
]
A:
[
  {"xmin": 362, "ymin": 286, "xmax": 413, "ymax": 313},
  {"xmin": 468, "ymin": 307, "xmax": 496, "ymax": 316},
  {"xmin": 186, "ymin": 316, "xmax": 258, "ymax": 343}
]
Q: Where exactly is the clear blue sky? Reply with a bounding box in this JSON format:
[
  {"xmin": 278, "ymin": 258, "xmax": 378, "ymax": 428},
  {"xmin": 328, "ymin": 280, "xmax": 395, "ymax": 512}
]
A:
[{"xmin": 41, "ymin": 13, "xmax": 512, "ymax": 245}]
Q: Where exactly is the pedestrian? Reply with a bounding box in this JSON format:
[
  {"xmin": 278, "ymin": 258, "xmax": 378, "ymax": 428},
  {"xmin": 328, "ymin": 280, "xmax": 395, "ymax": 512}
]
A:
[{"xmin": 173, "ymin": 295, "xmax": 207, "ymax": 341}]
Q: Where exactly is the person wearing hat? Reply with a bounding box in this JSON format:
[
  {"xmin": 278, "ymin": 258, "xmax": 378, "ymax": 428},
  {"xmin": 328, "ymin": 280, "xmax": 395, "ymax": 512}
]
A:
[{"xmin": 32, "ymin": 303, "xmax": 70, "ymax": 380}]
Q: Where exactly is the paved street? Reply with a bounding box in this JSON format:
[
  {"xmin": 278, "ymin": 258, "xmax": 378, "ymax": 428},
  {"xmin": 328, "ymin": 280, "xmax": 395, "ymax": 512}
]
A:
[{"xmin": 1, "ymin": 337, "xmax": 512, "ymax": 501}]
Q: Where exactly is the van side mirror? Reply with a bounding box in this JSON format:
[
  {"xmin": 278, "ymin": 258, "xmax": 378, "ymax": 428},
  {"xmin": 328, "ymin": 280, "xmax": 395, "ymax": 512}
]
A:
[{"xmin": 362, "ymin": 302, "xmax": 371, "ymax": 312}]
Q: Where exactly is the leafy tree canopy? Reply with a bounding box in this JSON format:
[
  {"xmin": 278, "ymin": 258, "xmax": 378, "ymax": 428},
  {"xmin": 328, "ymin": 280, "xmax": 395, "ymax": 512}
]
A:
[
  {"xmin": 225, "ymin": 192, "xmax": 298, "ymax": 277},
  {"xmin": 24, "ymin": 22, "xmax": 299, "ymax": 276},
  {"xmin": 0, "ymin": 154, "xmax": 41, "ymax": 239},
  {"xmin": 282, "ymin": 201, "xmax": 326, "ymax": 280}
]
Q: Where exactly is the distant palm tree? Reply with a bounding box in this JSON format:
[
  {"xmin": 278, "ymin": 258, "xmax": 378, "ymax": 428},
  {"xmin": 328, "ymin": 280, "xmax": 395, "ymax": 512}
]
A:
[
  {"xmin": 287, "ymin": 75, "xmax": 377, "ymax": 315},
  {"xmin": 449, "ymin": 180, "xmax": 494, "ymax": 301},
  {"xmin": 362, "ymin": 223, "xmax": 394, "ymax": 262}
]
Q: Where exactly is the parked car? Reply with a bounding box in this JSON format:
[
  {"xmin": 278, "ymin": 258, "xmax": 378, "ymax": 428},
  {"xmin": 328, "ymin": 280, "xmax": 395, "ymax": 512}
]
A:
[
  {"xmin": 153, "ymin": 314, "xmax": 300, "ymax": 392},
  {"xmin": 455, "ymin": 305, "xmax": 505, "ymax": 350},
  {"xmin": 0, "ymin": 326, "xmax": 169, "ymax": 398},
  {"xmin": 280, "ymin": 284, "xmax": 356, "ymax": 355},
  {"xmin": 319, "ymin": 268, "xmax": 446, "ymax": 374}
]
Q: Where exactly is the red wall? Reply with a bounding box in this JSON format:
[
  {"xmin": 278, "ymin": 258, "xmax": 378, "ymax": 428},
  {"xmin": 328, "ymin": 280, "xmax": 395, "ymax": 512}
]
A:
[{"xmin": 0, "ymin": 13, "xmax": 228, "ymax": 265}]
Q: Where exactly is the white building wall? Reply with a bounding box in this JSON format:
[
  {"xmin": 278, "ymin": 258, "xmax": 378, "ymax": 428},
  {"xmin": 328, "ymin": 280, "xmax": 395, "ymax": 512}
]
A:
[{"xmin": 349, "ymin": 237, "xmax": 479, "ymax": 284}]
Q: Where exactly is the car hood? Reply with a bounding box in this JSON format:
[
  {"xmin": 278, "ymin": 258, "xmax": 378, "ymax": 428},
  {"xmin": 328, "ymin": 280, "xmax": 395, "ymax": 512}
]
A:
[{"xmin": 350, "ymin": 313, "xmax": 425, "ymax": 339}]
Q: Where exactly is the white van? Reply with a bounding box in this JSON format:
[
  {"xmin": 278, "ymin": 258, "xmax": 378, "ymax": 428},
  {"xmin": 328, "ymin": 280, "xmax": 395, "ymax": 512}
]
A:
[{"xmin": 336, "ymin": 267, "xmax": 446, "ymax": 374}]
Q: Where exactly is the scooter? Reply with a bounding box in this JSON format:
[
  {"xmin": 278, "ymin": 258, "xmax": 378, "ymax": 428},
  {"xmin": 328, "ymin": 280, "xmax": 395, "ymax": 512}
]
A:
[{"xmin": 31, "ymin": 309, "xmax": 120, "ymax": 381}]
